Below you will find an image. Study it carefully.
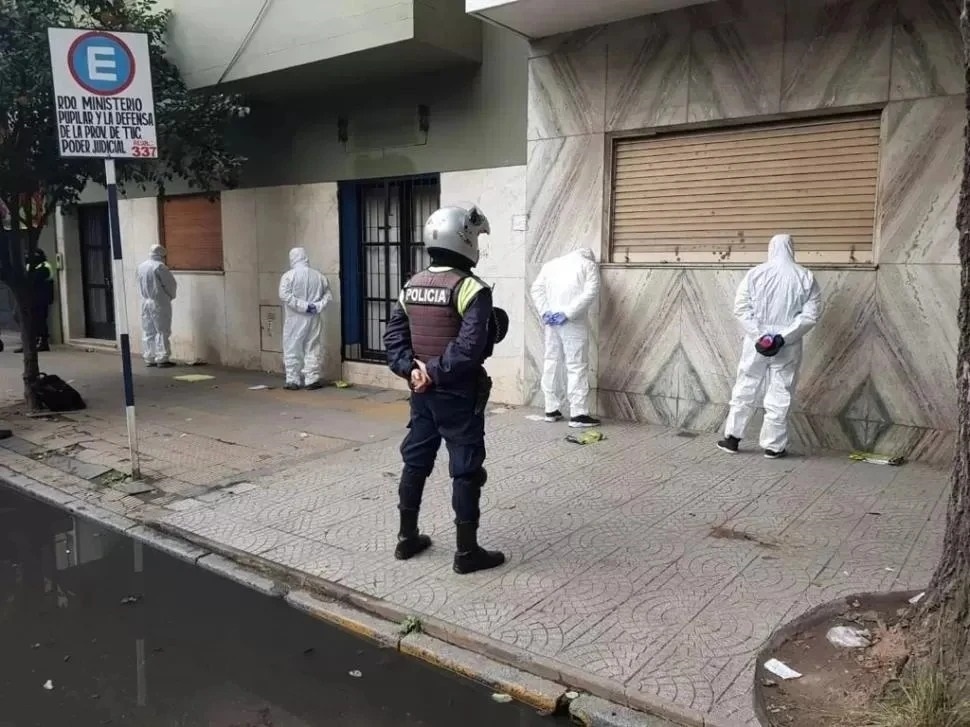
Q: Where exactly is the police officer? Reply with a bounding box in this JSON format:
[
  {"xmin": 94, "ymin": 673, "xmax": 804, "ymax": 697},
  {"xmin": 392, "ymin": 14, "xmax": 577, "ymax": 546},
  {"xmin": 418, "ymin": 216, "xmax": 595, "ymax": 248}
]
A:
[
  {"xmin": 384, "ymin": 205, "xmax": 509, "ymax": 575},
  {"xmin": 15, "ymin": 249, "xmax": 55, "ymax": 353}
]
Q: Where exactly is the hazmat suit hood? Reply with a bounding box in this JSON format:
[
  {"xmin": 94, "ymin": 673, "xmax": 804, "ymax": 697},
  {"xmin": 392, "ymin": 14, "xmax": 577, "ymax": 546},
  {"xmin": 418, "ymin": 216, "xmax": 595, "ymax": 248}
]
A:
[
  {"xmin": 577, "ymin": 248, "xmax": 596, "ymax": 262},
  {"xmin": 149, "ymin": 244, "xmax": 166, "ymax": 262},
  {"xmin": 289, "ymin": 247, "xmax": 310, "ymax": 269},
  {"xmin": 767, "ymin": 234, "xmax": 795, "ymax": 264}
]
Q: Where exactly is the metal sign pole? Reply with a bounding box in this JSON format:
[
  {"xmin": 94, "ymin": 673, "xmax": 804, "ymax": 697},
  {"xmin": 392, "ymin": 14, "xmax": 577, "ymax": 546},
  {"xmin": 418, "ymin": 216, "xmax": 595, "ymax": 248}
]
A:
[
  {"xmin": 104, "ymin": 158, "xmax": 140, "ymax": 479},
  {"xmin": 48, "ymin": 28, "xmax": 157, "ymax": 480}
]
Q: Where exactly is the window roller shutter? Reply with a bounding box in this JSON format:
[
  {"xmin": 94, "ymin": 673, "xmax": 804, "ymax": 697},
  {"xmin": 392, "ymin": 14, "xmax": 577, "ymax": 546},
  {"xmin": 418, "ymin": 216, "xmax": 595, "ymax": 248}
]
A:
[{"xmin": 610, "ymin": 115, "xmax": 881, "ymax": 262}]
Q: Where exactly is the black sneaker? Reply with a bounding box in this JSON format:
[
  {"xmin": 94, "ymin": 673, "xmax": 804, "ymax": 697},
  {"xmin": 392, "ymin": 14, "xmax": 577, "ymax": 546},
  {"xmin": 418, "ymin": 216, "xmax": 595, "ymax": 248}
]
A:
[
  {"xmin": 157, "ymin": 361, "xmax": 176, "ymax": 368},
  {"xmin": 544, "ymin": 410, "xmax": 563, "ymax": 423},
  {"xmin": 283, "ymin": 383, "xmax": 300, "ymax": 391},
  {"xmin": 569, "ymin": 415, "xmax": 600, "ymax": 429},
  {"xmin": 717, "ymin": 436, "xmax": 740, "ymax": 454},
  {"xmin": 304, "ymin": 381, "xmax": 325, "ymax": 391},
  {"xmin": 764, "ymin": 449, "xmax": 788, "ymax": 460},
  {"xmin": 146, "ymin": 361, "xmax": 157, "ymax": 368}
]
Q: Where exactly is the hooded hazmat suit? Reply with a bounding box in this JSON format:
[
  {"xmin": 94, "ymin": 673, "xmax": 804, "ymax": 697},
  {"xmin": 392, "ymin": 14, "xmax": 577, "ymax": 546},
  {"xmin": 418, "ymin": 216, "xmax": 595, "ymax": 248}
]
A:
[
  {"xmin": 279, "ymin": 247, "xmax": 332, "ymax": 388},
  {"xmin": 530, "ymin": 248, "xmax": 600, "ymax": 420},
  {"xmin": 723, "ymin": 234, "xmax": 822, "ymax": 454},
  {"xmin": 136, "ymin": 245, "xmax": 178, "ymax": 365}
]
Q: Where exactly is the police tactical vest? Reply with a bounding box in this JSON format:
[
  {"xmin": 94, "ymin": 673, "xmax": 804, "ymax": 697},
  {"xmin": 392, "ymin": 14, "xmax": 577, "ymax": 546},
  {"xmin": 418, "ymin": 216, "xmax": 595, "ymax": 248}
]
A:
[{"xmin": 402, "ymin": 268, "xmax": 467, "ymax": 362}]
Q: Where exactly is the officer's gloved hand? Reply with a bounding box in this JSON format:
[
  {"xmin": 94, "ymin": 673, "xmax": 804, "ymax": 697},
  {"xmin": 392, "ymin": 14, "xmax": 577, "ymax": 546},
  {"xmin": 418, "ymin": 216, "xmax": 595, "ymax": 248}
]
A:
[
  {"xmin": 550, "ymin": 312, "xmax": 568, "ymax": 326},
  {"xmin": 306, "ymin": 303, "xmax": 318, "ymax": 314},
  {"xmin": 541, "ymin": 312, "xmax": 553, "ymax": 325}
]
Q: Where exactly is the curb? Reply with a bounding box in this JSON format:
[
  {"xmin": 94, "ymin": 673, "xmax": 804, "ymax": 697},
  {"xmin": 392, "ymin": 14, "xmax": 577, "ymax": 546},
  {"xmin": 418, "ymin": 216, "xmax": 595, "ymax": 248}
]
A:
[{"xmin": 1, "ymin": 466, "xmax": 730, "ymax": 727}]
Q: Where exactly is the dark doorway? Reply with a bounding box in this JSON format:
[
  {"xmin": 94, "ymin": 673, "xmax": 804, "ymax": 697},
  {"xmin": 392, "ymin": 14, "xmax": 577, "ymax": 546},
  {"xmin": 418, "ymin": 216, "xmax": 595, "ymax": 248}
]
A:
[
  {"xmin": 78, "ymin": 204, "xmax": 116, "ymax": 340},
  {"xmin": 340, "ymin": 175, "xmax": 439, "ymax": 363}
]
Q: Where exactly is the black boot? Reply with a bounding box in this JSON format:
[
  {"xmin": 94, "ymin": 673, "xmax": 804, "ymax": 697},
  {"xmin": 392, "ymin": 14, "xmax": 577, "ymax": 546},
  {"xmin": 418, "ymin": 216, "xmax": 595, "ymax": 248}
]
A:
[
  {"xmin": 394, "ymin": 509, "xmax": 432, "ymax": 561},
  {"xmin": 37, "ymin": 338, "xmax": 50, "ymax": 352},
  {"xmin": 453, "ymin": 522, "xmax": 505, "ymax": 574}
]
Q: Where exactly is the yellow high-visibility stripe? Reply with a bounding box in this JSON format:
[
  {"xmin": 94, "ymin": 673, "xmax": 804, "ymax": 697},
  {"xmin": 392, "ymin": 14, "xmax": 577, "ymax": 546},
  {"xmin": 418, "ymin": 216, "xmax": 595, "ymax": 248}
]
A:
[{"xmin": 455, "ymin": 277, "xmax": 485, "ymax": 317}]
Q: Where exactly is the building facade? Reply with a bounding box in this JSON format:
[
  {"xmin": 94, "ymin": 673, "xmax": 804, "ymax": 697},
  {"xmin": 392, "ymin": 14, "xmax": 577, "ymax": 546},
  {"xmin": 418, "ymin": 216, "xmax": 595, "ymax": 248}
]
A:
[
  {"xmin": 52, "ymin": 0, "xmax": 962, "ymax": 463},
  {"xmin": 480, "ymin": 0, "xmax": 959, "ymax": 464},
  {"xmin": 55, "ymin": 0, "xmax": 530, "ymax": 405}
]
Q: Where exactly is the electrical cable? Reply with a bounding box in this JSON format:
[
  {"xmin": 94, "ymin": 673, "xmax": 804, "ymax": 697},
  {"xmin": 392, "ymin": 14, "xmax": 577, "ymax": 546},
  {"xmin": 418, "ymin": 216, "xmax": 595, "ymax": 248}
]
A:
[{"xmin": 215, "ymin": 0, "xmax": 274, "ymax": 86}]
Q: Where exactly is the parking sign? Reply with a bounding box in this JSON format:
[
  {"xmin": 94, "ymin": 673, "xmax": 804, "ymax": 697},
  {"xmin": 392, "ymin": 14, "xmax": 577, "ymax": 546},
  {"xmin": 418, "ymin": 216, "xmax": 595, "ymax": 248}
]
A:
[{"xmin": 48, "ymin": 28, "xmax": 158, "ymax": 159}]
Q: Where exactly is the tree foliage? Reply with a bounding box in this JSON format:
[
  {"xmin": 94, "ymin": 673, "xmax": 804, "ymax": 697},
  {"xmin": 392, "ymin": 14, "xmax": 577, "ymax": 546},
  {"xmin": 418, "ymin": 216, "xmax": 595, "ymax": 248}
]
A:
[{"xmin": 0, "ymin": 0, "xmax": 247, "ymax": 404}]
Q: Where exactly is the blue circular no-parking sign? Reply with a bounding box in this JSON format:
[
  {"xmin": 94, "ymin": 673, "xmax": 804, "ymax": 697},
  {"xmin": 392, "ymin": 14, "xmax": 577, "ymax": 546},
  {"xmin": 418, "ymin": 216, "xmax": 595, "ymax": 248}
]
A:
[{"xmin": 68, "ymin": 31, "xmax": 136, "ymax": 96}]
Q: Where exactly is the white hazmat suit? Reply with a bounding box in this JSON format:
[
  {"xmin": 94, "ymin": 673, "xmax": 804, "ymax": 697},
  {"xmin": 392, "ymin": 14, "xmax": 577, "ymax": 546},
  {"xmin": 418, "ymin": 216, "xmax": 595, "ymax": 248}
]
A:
[
  {"xmin": 136, "ymin": 245, "xmax": 177, "ymax": 366},
  {"xmin": 723, "ymin": 234, "xmax": 822, "ymax": 454},
  {"xmin": 279, "ymin": 247, "xmax": 332, "ymax": 389},
  {"xmin": 530, "ymin": 248, "xmax": 601, "ymax": 421}
]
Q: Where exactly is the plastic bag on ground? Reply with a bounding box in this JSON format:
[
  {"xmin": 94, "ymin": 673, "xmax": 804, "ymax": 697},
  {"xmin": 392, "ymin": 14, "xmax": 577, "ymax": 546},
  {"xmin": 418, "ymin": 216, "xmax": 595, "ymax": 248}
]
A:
[{"xmin": 826, "ymin": 625, "xmax": 872, "ymax": 648}]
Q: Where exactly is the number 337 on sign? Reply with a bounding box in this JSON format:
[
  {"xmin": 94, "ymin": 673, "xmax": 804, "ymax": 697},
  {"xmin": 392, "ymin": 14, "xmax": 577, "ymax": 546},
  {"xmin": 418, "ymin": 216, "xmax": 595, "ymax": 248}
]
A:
[{"xmin": 131, "ymin": 140, "xmax": 157, "ymax": 158}]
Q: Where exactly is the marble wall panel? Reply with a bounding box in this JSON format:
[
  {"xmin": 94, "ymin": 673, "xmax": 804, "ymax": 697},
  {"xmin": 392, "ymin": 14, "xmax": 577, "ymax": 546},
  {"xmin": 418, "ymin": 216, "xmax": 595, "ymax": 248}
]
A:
[
  {"xmin": 871, "ymin": 423, "xmax": 955, "ymax": 466},
  {"xmin": 788, "ymin": 413, "xmax": 859, "ymax": 454},
  {"xmin": 688, "ymin": 0, "xmax": 785, "ymax": 122},
  {"xmin": 526, "ymin": 134, "xmax": 604, "ymax": 264},
  {"xmin": 529, "ymin": 41, "xmax": 606, "ymax": 140},
  {"xmin": 597, "ymin": 268, "xmax": 683, "ymax": 396},
  {"xmin": 796, "ymin": 271, "xmax": 876, "ymax": 418},
  {"xmin": 870, "ymin": 263, "xmax": 960, "ymax": 430},
  {"xmin": 529, "ymin": 26, "xmax": 608, "ymax": 59},
  {"xmin": 876, "ymin": 96, "xmax": 962, "ymax": 265},
  {"xmin": 605, "ymin": 13, "xmax": 691, "ymax": 131},
  {"xmin": 599, "ymin": 390, "xmax": 680, "ymax": 428},
  {"xmin": 891, "ymin": 0, "xmax": 963, "ymax": 100},
  {"xmin": 680, "ymin": 269, "xmax": 747, "ymax": 404},
  {"xmin": 781, "ymin": 0, "xmax": 894, "ymax": 113}
]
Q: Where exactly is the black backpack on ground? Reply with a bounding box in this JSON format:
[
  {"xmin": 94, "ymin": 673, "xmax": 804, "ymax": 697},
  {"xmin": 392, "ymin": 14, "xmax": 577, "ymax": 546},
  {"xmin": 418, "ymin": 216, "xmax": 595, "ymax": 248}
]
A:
[{"xmin": 31, "ymin": 373, "xmax": 86, "ymax": 412}]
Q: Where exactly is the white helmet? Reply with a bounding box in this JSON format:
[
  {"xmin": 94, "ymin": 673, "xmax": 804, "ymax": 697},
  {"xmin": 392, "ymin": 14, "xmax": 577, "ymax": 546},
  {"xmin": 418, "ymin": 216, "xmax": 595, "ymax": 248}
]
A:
[{"xmin": 424, "ymin": 205, "xmax": 490, "ymax": 265}]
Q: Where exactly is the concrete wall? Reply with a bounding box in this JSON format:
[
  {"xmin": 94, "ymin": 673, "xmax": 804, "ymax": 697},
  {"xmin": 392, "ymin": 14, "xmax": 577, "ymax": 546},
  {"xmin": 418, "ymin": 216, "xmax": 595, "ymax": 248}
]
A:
[
  {"xmin": 523, "ymin": 0, "xmax": 962, "ymax": 462},
  {"xmin": 237, "ymin": 23, "xmax": 527, "ymax": 187},
  {"xmin": 164, "ymin": 0, "xmax": 481, "ymax": 89}
]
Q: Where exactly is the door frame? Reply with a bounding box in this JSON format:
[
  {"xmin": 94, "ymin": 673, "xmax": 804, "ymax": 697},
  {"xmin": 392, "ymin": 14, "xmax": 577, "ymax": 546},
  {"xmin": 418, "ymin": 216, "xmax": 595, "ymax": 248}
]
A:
[
  {"xmin": 341, "ymin": 174, "xmax": 440, "ymax": 364},
  {"xmin": 77, "ymin": 203, "xmax": 116, "ymax": 340}
]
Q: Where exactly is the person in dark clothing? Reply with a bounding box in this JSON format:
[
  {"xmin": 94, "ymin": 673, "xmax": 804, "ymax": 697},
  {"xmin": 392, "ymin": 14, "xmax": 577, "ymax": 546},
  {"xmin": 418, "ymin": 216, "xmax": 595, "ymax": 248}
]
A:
[
  {"xmin": 383, "ymin": 205, "xmax": 510, "ymax": 575},
  {"xmin": 15, "ymin": 249, "xmax": 55, "ymax": 353}
]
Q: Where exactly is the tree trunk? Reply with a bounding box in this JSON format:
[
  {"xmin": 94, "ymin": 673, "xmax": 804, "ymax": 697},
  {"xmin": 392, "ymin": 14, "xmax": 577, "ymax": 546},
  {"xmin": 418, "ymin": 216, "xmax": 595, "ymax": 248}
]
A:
[
  {"xmin": 14, "ymin": 284, "xmax": 41, "ymax": 412},
  {"xmin": 912, "ymin": 0, "xmax": 970, "ymax": 676}
]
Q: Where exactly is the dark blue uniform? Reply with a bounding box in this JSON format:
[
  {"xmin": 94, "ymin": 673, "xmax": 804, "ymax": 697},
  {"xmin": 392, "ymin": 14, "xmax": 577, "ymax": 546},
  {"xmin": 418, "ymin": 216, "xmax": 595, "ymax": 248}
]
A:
[{"xmin": 384, "ymin": 267, "xmax": 494, "ymax": 525}]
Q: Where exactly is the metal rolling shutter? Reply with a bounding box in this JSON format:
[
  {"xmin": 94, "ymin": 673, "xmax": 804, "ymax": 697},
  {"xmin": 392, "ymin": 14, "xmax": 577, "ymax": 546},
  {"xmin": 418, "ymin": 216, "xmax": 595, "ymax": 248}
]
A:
[
  {"xmin": 160, "ymin": 194, "xmax": 223, "ymax": 271},
  {"xmin": 609, "ymin": 115, "xmax": 881, "ymax": 262}
]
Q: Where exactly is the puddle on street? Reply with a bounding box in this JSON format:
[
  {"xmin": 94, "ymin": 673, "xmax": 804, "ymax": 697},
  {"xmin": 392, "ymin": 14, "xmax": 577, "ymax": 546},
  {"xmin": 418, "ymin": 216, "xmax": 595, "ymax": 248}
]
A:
[{"xmin": 0, "ymin": 489, "xmax": 564, "ymax": 726}]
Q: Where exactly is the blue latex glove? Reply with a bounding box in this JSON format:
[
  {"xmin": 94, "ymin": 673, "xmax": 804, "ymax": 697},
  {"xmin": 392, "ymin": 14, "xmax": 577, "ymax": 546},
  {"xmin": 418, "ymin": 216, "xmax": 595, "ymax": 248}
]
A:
[
  {"xmin": 306, "ymin": 303, "xmax": 318, "ymax": 314},
  {"xmin": 549, "ymin": 312, "xmax": 568, "ymax": 326},
  {"xmin": 541, "ymin": 312, "xmax": 553, "ymax": 325}
]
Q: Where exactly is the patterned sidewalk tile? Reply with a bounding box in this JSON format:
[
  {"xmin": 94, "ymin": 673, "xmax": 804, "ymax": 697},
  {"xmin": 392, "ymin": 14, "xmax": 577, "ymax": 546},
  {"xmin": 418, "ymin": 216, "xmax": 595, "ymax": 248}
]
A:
[{"xmin": 0, "ymin": 351, "xmax": 950, "ymax": 726}]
